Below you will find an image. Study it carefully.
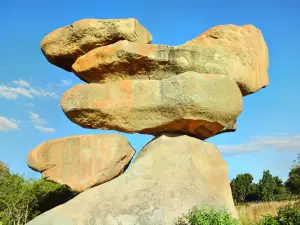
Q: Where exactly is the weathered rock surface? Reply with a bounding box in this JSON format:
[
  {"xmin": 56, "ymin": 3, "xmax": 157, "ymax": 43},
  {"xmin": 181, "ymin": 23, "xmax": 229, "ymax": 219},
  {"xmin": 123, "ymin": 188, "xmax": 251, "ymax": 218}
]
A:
[
  {"xmin": 216, "ymin": 120, "xmax": 237, "ymax": 135},
  {"xmin": 182, "ymin": 24, "xmax": 269, "ymax": 95},
  {"xmin": 61, "ymin": 72, "xmax": 242, "ymax": 140},
  {"xmin": 72, "ymin": 38, "xmax": 266, "ymax": 95},
  {"xmin": 27, "ymin": 134, "xmax": 135, "ymax": 192},
  {"xmin": 41, "ymin": 18, "xmax": 152, "ymax": 71},
  {"xmin": 26, "ymin": 134, "xmax": 238, "ymax": 225}
]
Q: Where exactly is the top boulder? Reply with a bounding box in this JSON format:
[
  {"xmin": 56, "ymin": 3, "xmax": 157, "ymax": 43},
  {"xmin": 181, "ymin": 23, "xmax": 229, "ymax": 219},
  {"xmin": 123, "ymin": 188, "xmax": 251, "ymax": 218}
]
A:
[
  {"xmin": 182, "ymin": 24, "xmax": 269, "ymax": 95},
  {"xmin": 40, "ymin": 18, "xmax": 152, "ymax": 71}
]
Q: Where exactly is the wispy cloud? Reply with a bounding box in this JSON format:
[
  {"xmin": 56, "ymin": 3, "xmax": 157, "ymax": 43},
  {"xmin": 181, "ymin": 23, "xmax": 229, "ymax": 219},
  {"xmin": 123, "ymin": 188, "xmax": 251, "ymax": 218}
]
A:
[
  {"xmin": 34, "ymin": 126, "xmax": 56, "ymax": 133},
  {"xmin": 61, "ymin": 79, "xmax": 72, "ymax": 86},
  {"xmin": 46, "ymin": 79, "xmax": 72, "ymax": 89},
  {"xmin": 28, "ymin": 87, "xmax": 58, "ymax": 98},
  {"xmin": 28, "ymin": 112, "xmax": 55, "ymax": 133},
  {"xmin": 29, "ymin": 112, "xmax": 47, "ymax": 125},
  {"xmin": 219, "ymin": 135, "xmax": 300, "ymax": 156},
  {"xmin": 0, "ymin": 80, "xmax": 58, "ymax": 100},
  {"xmin": 0, "ymin": 86, "xmax": 33, "ymax": 99},
  {"xmin": 0, "ymin": 116, "xmax": 19, "ymax": 132},
  {"xmin": 25, "ymin": 103, "xmax": 35, "ymax": 107},
  {"xmin": 13, "ymin": 79, "xmax": 30, "ymax": 87}
]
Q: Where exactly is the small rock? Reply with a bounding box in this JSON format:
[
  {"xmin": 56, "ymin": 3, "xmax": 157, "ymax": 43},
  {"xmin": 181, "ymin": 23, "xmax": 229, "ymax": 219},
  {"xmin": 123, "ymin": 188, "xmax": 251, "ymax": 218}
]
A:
[{"xmin": 27, "ymin": 134, "xmax": 135, "ymax": 192}]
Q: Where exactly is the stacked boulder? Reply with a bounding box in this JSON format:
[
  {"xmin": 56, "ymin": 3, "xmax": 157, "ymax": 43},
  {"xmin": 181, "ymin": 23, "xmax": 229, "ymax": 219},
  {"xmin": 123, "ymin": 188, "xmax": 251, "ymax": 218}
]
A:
[{"xmin": 27, "ymin": 18, "xmax": 269, "ymax": 225}]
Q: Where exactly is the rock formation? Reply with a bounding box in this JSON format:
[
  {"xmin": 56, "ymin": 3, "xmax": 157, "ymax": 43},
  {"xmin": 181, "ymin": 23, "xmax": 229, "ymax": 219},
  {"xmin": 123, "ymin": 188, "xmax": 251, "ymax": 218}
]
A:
[
  {"xmin": 26, "ymin": 134, "xmax": 237, "ymax": 225},
  {"xmin": 61, "ymin": 71, "xmax": 242, "ymax": 139},
  {"xmin": 26, "ymin": 18, "xmax": 269, "ymax": 225},
  {"xmin": 27, "ymin": 134, "xmax": 135, "ymax": 192}
]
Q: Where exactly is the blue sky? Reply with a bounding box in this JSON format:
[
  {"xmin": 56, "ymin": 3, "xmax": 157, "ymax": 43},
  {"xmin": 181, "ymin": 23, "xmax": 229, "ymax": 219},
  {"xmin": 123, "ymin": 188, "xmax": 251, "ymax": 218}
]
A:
[{"xmin": 0, "ymin": 0, "xmax": 299, "ymax": 183}]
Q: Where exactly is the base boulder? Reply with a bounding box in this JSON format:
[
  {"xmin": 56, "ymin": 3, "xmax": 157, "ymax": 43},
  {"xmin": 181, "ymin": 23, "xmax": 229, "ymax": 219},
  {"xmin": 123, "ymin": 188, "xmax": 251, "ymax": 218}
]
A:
[{"xmin": 26, "ymin": 134, "xmax": 237, "ymax": 225}]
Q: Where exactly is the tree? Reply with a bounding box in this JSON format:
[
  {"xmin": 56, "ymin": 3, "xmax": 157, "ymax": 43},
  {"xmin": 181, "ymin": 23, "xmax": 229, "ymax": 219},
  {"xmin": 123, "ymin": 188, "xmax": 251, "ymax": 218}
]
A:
[
  {"xmin": 0, "ymin": 174, "xmax": 32, "ymax": 225},
  {"xmin": 0, "ymin": 161, "xmax": 9, "ymax": 181},
  {"xmin": 258, "ymin": 170, "xmax": 287, "ymax": 201},
  {"xmin": 285, "ymin": 154, "xmax": 300, "ymax": 196},
  {"xmin": 245, "ymin": 183, "xmax": 260, "ymax": 202},
  {"xmin": 273, "ymin": 176, "xmax": 289, "ymax": 201},
  {"xmin": 230, "ymin": 173, "xmax": 254, "ymax": 202},
  {"xmin": 0, "ymin": 172, "xmax": 76, "ymax": 225}
]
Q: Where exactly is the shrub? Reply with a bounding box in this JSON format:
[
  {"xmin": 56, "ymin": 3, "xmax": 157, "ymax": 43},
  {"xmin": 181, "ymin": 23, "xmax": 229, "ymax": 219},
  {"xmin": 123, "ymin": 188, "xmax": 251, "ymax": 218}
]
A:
[
  {"xmin": 174, "ymin": 205, "xmax": 240, "ymax": 225},
  {"xmin": 0, "ymin": 161, "xmax": 9, "ymax": 181},
  {"xmin": 276, "ymin": 201, "xmax": 300, "ymax": 224},
  {"xmin": 259, "ymin": 214, "xmax": 280, "ymax": 225},
  {"xmin": 0, "ymin": 172, "xmax": 76, "ymax": 225},
  {"xmin": 258, "ymin": 201, "xmax": 300, "ymax": 225}
]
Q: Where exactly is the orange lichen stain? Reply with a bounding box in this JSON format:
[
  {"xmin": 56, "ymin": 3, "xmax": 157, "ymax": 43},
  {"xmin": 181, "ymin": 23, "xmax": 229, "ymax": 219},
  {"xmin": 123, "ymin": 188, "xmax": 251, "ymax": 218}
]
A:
[
  {"xmin": 97, "ymin": 44, "xmax": 118, "ymax": 56},
  {"xmin": 87, "ymin": 158, "xmax": 92, "ymax": 178},
  {"xmin": 119, "ymin": 80, "xmax": 134, "ymax": 107},
  {"xmin": 136, "ymin": 43, "xmax": 157, "ymax": 56},
  {"xmin": 95, "ymin": 99, "xmax": 116, "ymax": 109},
  {"xmin": 75, "ymin": 44, "xmax": 118, "ymax": 70},
  {"xmin": 42, "ymin": 27, "xmax": 65, "ymax": 43},
  {"xmin": 74, "ymin": 19, "xmax": 92, "ymax": 26}
]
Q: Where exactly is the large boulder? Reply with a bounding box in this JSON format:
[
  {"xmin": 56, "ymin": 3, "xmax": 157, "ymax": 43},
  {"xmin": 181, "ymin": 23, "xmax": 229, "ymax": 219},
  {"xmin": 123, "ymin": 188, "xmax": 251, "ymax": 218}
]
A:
[
  {"xmin": 41, "ymin": 18, "xmax": 152, "ymax": 71},
  {"xmin": 72, "ymin": 38, "xmax": 265, "ymax": 96},
  {"xmin": 27, "ymin": 134, "xmax": 135, "ymax": 192},
  {"xmin": 61, "ymin": 72, "xmax": 242, "ymax": 140},
  {"xmin": 26, "ymin": 134, "xmax": 237, "ymax": 225},
  {"xmin": 182, "ymin": 24, "xmax": 269, "ymax": 95}
]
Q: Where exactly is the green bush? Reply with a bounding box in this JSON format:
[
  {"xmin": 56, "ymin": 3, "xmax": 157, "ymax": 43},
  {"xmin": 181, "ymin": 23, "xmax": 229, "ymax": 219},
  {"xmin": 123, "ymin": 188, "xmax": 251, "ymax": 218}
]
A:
[
  {"xmin": 259, "ymin": 214, "xmax": 280, "ymax": 225},
  {"xmin": 258, "ymin": 201, "xmax": 300, "ymax": 225},
  {"xmin": 276, "ymin": 201, "xmax": 300, "ymax": 224},
  {"xmin": 0, "ymin": 161, "xmax": 9, "ymax": 181},
  {"xmin": 174, "ymin": 205, "xmax": 240, "ymax": 225},
  {"xmin": 0, "ymin": 171, "xmax": 76, "ymax": 225}
]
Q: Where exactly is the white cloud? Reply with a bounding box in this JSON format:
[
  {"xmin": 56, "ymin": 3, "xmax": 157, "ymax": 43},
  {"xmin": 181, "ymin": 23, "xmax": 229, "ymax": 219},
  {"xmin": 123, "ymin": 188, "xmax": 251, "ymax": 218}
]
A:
[
  {"xmin": 219, "ymin": 135, "xmax": 300, "ymax": 156},
  {"xmin": 25, "ymin": 103, "xmax": 35, "ymax": 107},
  {"xmin": 34, "ymin": 125, "xmax": 55, "ymax": 133},
  {"xmin": 13, "ymin": 79, "xmax": 30, "ymax": 87},
  {"xmin": 28, "ymin": 87, "xmax": 58, "ymax": 98},
  {"xmin": 0, "ymin": 90, "xmax": 18, "ymax": 99},
  {"xmin": 0, "ymin": 85, "xmax": 33, "ymax": 99},
  {"xmin": 28, "ymin": 112, "xmax": 55, "ymax": 133},
  {"xmin": 61, "ymin": 79, "xmax": 72, "ymax": 85},
  {"xmin": 0, "ymin": 117, "xmax": 18, "ymax": 132},
  {"xmin": 0, "ymin": 80, "xmax": 58, "ymax": 100},
  {"xmin": 29, "ymin": 112, "xmax": 47, "ymax": 125}
]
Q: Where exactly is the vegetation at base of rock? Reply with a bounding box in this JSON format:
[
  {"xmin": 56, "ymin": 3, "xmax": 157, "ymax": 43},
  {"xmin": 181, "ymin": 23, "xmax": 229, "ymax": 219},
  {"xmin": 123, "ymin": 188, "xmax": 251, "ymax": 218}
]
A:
[
  {"xmin": 174, "ymin": 206, "xmax": 240, "ymax": 225},
  {"xmin": 0, "ymin": 163, "xmax": 77, "ymax": 225},
  {"xmin": 176, "ymin": 201, "xmax": 300, "ymax": 225},
  {"xmin": 256, "ymin": 201, "xmax": 300, "ymax": 225}
]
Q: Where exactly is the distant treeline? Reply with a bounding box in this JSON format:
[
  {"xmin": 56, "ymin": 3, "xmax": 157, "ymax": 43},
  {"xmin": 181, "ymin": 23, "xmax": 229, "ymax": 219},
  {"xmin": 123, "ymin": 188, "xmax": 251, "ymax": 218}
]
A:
[{"xmin": 230, "ymin": 154, "xmax": 300, "ymax": 203}]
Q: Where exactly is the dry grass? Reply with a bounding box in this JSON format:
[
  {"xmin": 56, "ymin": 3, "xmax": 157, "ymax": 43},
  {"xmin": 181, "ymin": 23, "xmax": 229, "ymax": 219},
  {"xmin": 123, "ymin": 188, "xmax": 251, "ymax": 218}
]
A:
[{"xmin": 236, "ymin": 200, "xmax": 295, "ymax": 225}]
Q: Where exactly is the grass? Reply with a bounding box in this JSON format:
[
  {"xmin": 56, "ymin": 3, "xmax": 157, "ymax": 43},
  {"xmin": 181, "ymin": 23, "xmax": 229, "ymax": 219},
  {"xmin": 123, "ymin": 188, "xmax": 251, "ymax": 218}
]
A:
[{"xmin": 236, "ymin": 200, "xmax": 295, "ymax": 225}]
